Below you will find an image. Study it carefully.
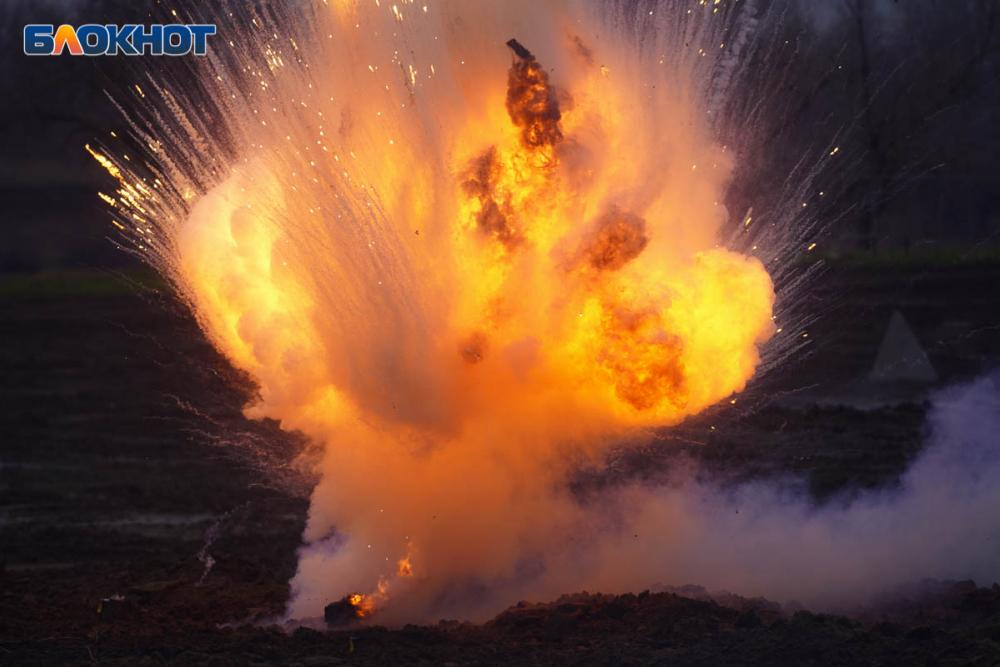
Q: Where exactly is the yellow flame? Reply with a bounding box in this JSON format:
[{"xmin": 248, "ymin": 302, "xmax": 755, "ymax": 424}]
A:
[{"xmin": 107, "ymin": 1, "xmax": 777, "ymax": 622}]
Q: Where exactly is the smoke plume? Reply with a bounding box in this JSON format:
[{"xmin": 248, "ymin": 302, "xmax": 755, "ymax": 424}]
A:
[
  {"xmin": 85, "ymin": 0, "xmax": 996, "ymax": 625},
  {"xmin": 571, "ymin": 369, "xmax": 1000, "ymax": 611}
]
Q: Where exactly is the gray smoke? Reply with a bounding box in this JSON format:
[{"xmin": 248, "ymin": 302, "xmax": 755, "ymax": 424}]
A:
[{"xmin": 568, "ymin": 369, "xmax": 1000, "ymax": 610}]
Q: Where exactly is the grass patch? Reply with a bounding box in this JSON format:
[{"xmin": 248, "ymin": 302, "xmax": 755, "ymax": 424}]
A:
[
  {"xmin": 802, "ymin": 245, "xmax": 1000, "ymax": 269},
  {"xmin": 0, "ymin": 268, "xmax": 170, "ymax": 299}
]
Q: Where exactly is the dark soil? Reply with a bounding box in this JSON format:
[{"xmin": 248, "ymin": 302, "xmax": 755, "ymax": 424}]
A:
[
  {"xmin": 5, "ymin": 567, "xmax": 1000, "ymax": 666},
  {"xmin": 2, "ymin": 264, "xmax": 1000, "ymax": 665}
]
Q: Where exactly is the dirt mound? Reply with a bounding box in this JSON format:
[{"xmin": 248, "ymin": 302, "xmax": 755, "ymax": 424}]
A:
[{"xmin": 5, "ymin": 566, "xmax": 1000, "ymax": 666}]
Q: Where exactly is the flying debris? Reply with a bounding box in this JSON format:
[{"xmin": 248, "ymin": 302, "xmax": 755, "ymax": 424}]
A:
[
  {"xmin": 505, "ymin": 38, "xmax": 563, "ymax": 149},
  {"xmin": 505, "ymin": 38, "xmax": 533, "ymax": 60}
]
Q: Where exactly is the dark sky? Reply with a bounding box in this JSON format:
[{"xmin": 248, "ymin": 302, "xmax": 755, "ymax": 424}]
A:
[{"xmin": 0, "ymin": 0, "xmax": 996, "ymax": 272}]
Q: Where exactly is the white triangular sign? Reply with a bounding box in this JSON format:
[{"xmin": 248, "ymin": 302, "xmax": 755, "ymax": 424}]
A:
[{"xmin": 870, "ymin": 310, "xmax": 937, "ymax": 382}]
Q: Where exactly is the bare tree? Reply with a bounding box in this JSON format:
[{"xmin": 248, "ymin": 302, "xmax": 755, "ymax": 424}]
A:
[{"xmin": 836, "ymin": 0, "xmax": 1000, "ymax": 250}]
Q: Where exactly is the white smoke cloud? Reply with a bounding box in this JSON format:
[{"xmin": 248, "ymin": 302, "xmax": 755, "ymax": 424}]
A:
[
  {"xmin": 283, "ymin": 369, "xmax": 1000, "ymax": 624},
  {"xmin": 568, "ymin": 369, "xmax": 1000, "ymax": 612}
]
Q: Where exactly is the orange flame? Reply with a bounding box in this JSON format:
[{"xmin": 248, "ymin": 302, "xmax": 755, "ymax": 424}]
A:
[
  {"xmin": 397, "ymin": 554, "xmax": 413, "ymax": 578},
  {"xmin": 347, "ymin": 593, "xmax": 373, "ymax": 618},
  {"xmin": 107, "ymin": 1, "xmax": 777, "ymax": 623}
]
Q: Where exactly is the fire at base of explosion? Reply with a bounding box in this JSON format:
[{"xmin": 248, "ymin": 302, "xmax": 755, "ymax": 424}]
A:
[{"xmin": 324, "ymin": 594, "xmax": 368, "ymax": 627}]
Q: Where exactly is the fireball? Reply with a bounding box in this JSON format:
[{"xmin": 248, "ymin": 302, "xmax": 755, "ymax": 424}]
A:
[{"xmin": 90, "ymin": 0, "xmax": 775, "ymax": 623}]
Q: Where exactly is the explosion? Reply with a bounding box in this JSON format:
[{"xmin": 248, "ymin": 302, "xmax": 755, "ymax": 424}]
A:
[{"xmin": 90, "ymin": 1, "xmax": 778, "ymax": 622}]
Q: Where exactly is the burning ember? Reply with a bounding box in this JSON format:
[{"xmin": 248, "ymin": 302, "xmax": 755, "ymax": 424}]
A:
[
  {"xmin": 91, "ymin": 1, "xmax": 780, "ymax": 623},
  {"xmin": 325, "ymin": 549, "xmax": 414, "ymax": 625}
]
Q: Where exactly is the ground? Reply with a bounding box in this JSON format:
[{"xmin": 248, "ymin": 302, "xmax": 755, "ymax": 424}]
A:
[{"xmin": 2, "ymin": 263, "xmax": 1000, "ymax": 665}]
